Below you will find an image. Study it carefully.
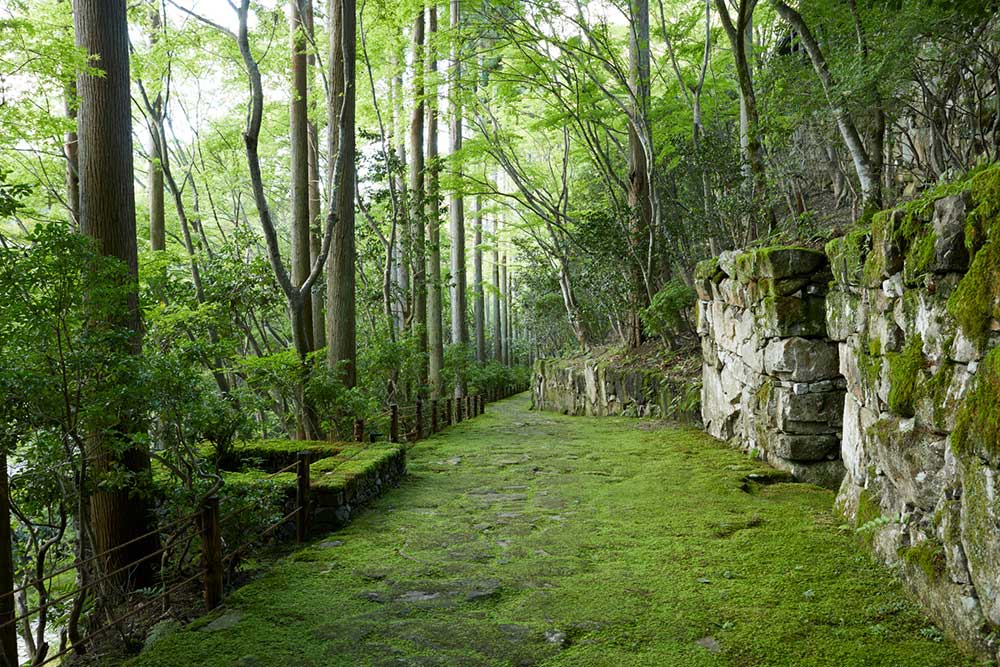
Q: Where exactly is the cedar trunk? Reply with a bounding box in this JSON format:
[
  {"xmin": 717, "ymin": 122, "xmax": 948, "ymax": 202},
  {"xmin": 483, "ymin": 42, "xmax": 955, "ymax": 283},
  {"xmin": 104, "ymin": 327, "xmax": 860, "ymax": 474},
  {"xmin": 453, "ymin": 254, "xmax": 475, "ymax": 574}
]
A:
[
  {"xmin": 326, "ymin": 0, "xmax": 358, "ymax": 387},
  {"xmin": 74, "ymin": 0, "xmax": 157, "ymax": 587}
]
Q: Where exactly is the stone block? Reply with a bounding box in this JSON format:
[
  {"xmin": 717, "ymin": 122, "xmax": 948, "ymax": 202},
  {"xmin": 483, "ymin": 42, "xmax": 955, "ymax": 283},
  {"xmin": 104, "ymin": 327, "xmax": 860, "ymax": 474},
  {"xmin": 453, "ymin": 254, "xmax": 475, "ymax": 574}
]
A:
[
  {"xmin": 756, "ymin": 295, "xmax": 827, "ymax": 338},
  {"xmin": 734, "ymin": 246, "xmax": 828, "ymax": 283},
  {"xmin": 763, "ymin": 337, "xmax": 839, "ymax": 382},
  {"xmin": 959, "ymin": 457, "xmax": 1000, "ymax": 626},
  {"xmin": 769, "ymin": 434, "xmax": 840, "ymax": 461},
  {"xmin": 718, "ymin": 250, "xmax": 739, "ymax": 278},
  {"xmin": 772, "ymin": 388, "xmax": 844, "ymax": 434},
  {"xmin": 768, "ymin": 457, "xmax": 845, "ymax": 490},
  {"xmin": 826, "ymin": 288, "xmax": 866, "ymax": 341},
  {"xmin": 826, "ymin": 229, "xmax": 870, "ymax": 287},
  {"xmin": 931, "ymin": 192, "xmax": 971, "ymax": 273}
]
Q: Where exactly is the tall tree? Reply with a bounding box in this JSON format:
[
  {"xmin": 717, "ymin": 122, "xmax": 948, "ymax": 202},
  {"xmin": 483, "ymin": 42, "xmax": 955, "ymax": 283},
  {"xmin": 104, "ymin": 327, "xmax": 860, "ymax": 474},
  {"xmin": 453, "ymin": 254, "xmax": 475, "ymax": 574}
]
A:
[
  {"xmin": 409, "ymin": 8, "xmax": 429, "ymax": 392},
  {"xmin": 426, "ymin": 4, "xmax": 445, "ymax": 398},
  {"xmin": 626, "ymin": 0, "xmax": 653, "ymax": 349},
  {"xmin": 291, "ymin": 0, "xmax": 314, "ymax": 355},
  {"xmin": 715, "ymin": 0, "xmax": 769, "ymax": 237},
  {"xmin": 73, "ymin": 0, "xmax": 157, "ymax": 584},
  {"xmin": 771, "ymin": 0, "xmax": 882, "ymax": 207},
  {"xmin": 148, "ymin": 1, "xmax": 165, "ymax": 252},
  {"xmin": 448, "ymin": 0, "xmax": 468, "ymax": 396},
  {"xmin": 492, "ymin": 216, "xmax": 502, "ymax": 362},
  {"xmin": 306, "ymin": 0, "xmax": 326, "ymax": 350},
  {"xmin": 473, "ymin": 196, "xmax": 485, "ymax": 362},
  {"xmin": 327, "ymin": 0, "xmax": 358, "ymax": 387},
  {"xmin": 500, "ymin": 252, "xmax": 509, "ymax": 365}
]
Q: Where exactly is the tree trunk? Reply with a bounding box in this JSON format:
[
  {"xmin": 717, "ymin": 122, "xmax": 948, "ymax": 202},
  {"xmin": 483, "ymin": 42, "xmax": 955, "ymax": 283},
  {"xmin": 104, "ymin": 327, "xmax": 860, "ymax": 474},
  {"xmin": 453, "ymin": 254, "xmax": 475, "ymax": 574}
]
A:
[
  {"xmin": 148, "ymin": 1, "xmax": 165, "ymax": 252},
  {"xmin": 291, "ymin": 0, "xmax": 314, "ymax": 352},
  {"xmin": 473, "ymin": 197, "xmax": 485, "ymax": 362},
  {"xmin": 426, "ymin": 4, "xmax": 444, "ymax": 399},
  {"xmin": 410, "ymin": 8, "xmax": 428, "ymax": 392},
  {"xmin": 492, "ymin": 217, "xmax": 502, "ymax": 363},
  {"xmin": 500, "ymin": 253, "xmax": 509, "ymax": 366},
  {"xmin": 505, "ymin": 261, "xmax": 513, "ymax": 366},
  {"xmin": 627, "ymin": 0, "xmax": 652, "ymax": 350},
  {"xmin": 74, "ymin": 0, "xmax": 157, "ymax": 588},
  {"xmin": 326, "ymin": 0, "xmax": 357, "ymax": 387},
  {"xmin": 63, "ymin": 83, "xmax": 79, "ymax": 229},
  {"xmin": 449, "ymin": 0, "xmax": 468, "ymax": 397},
  {"xmin": 306, "ymin": 0, "xmax": 326, "ymax": 350}
]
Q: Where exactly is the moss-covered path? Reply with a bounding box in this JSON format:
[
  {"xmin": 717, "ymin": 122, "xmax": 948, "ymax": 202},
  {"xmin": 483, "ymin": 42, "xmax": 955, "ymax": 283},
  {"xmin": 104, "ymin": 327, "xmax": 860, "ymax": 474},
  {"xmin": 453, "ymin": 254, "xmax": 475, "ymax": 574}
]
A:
[{"xmin": 133, "ymin": 395, "xmax": 979, "ymax": 667}]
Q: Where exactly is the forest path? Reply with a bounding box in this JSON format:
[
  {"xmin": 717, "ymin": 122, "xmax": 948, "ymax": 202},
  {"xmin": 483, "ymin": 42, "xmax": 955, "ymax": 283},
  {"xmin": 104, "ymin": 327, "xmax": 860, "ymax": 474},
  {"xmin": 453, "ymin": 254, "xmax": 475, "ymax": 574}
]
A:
[{"xmin": 132, "ymin": 394, "xmax": 977, "ymax": 667}]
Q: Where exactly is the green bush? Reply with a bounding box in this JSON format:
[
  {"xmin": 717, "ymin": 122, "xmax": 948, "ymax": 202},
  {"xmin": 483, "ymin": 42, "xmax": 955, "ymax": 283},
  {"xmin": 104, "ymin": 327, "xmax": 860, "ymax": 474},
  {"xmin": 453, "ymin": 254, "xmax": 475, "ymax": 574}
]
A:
[{"xmin": 641, "ymin": 279, "xmax": 696, "ymax": 339}]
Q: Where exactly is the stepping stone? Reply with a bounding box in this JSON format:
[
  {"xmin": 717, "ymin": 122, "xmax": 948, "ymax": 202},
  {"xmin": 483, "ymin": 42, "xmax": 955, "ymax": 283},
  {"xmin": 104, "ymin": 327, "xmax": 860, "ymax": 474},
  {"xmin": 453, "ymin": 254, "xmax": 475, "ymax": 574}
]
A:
[
  {"xmin": 696, "ymin": 636, "xmax": 721, "ymax": 653},
  {"xmin": 201, "ymin": 610, "xmax": 243, "ymax": 632},
  {"xmin": 396, "ymin": 591, "xmax": 441, "ymax": 602}
]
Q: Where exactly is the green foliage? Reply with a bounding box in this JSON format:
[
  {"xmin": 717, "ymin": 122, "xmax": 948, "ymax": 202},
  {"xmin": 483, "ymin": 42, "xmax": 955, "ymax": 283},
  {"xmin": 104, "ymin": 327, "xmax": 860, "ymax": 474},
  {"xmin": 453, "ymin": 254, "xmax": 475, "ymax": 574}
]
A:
[{"xmin": 640, "ymin": 279, "xmax": 696, "ymax": 339}]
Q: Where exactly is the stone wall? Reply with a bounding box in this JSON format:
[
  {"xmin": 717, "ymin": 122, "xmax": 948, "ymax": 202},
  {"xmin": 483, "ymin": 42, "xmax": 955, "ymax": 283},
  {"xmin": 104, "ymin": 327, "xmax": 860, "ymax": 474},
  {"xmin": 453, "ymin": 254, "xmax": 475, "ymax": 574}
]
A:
[
  {"xmin": 696, "ymin": 165, "xmax": 1000, "ymax": 659},
  {"xmin": 696, "ymin": 248, "xmax": 846, "ymax": 489},
  {"xmin": 827, "ymin": 168, "xmax": 1000, "ymax": 658},
  {"xmin": 532, "ymin": 356, "xmax": 700, "ymax": 421}
]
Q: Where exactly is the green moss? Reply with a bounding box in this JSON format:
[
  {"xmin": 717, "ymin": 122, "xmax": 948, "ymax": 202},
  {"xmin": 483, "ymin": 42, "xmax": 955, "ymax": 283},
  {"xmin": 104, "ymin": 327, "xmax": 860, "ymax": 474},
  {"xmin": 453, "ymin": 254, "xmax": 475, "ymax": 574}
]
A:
[
  {"xmin": 901, "ymin": 540, "xmax": 947, "ymax": 582},
  {"xmin": 735, "ymin": 246, "xmax": 827, "ymax": 284},
  {"xmin": 947, "ymin": 166, "xmax": 1000, "ymax": 346},
  {"xmin": 694, "ymin": 257, "xmax": 723, "ymax": 281},
  {"xmin": 129, "ymin": 396, "xmax": 977, "ymax": 667},
  {"xmin": 827, "ymin": 227, "xmax": 871, "ymax": 286},
  {"xmin": 923, "ymin": 361, "xmax": 956, "ymax": 430},
  {"xmin": 952, "ymin": 347, "xmax": 1000, "ymax": 464},
  {"xmin": 856, "ymin": 337, "xmax": 884, "ymax": 390},
  {"xmin": 222, "ymin": 439, "xmax": 346, "ymax": 472},
  {"xmin": 886, "ymin": 334, "xmax": 924, "ymax": 418},
  {"xmin": 903, "ymin": 230, "xmax": 936, "ymax": 285},
  {"xmin": 758, "ymin": 294, "xmax": 827, "ymax": 337}
]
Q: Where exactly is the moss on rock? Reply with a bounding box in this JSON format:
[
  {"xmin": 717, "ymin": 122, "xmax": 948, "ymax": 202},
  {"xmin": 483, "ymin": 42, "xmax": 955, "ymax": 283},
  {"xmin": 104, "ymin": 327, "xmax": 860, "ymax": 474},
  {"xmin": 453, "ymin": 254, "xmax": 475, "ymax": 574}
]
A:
[
  {"xmin": 901, "ymin": 540, "xmax": 947, "ymax": 582},
  {"xmin": 952, "ymin": 347, "xmax": 1000, "ymax": 464},
  {"xmin": 947, "ymin": 166, "xmax": 1000, "ymax": 346},
  {"xmin": 886, "ymin": 334, "xmax": 925, "ymax": 418}
]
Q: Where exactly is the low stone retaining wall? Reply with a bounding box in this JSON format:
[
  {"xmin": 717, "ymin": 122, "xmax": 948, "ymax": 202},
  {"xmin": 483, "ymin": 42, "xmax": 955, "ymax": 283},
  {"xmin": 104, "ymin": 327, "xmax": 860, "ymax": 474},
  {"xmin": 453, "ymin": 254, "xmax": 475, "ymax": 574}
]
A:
[
  {"xmin": 696, "ymin": 248, "xmax": 846, "ymax": 489},
  {"xmin": 532, "ymin": 356, "xmax": 699, "ymax": 421},
  {"xmin": 311, "ymin": 443, "xmax": 407, "ymax": 529}
]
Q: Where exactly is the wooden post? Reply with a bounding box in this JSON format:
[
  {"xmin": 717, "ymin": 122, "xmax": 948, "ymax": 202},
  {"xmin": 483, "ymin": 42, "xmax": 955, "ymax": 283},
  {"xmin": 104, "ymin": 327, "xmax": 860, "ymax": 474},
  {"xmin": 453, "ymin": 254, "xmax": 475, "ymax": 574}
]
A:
[
  {"xmin": 296, "ymin": 451, "xmax": 311, "ymax": 543},
  {"xmin": 455, "ymin": 395, "xmax": 463, "ymax": 423},
  {"xmin": 477, "ymin": 394, "xmax": 483, "ymax": 415},
  {"xmin": 390, "ymin": 404, "xmax": 399, "ymax": 443},
  {"xmin": 353, "ymin": 418, "xmax": 364, "ymax": 443},
  {"xmin": 431, "ymin": 399, "xmax": 438, "ymax": 433},
  {"xmin": 415, "ymin": 399, "xmax": 423, "ymax": 441},
  {"xmin": 201, "ymin": 496, "xmax": 223, "ymax": 611},
  {"xmin": 0, "ymin": 454, "xmax": 17, "ymax": 665},
  {"xmin": 444, "ymin": 398, "xmax": 451, "ymax": 426},
  {"xmin": 466, "ymin": 395, "xmax": 472, "ymax": 418}
]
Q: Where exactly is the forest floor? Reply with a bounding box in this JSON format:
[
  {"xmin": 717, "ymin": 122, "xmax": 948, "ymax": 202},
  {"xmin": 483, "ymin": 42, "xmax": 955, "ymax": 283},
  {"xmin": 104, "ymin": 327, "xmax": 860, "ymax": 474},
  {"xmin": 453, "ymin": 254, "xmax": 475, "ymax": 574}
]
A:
[{"xmin": 130, "ymin": 395, "xmax": 981, "ymax": 667}]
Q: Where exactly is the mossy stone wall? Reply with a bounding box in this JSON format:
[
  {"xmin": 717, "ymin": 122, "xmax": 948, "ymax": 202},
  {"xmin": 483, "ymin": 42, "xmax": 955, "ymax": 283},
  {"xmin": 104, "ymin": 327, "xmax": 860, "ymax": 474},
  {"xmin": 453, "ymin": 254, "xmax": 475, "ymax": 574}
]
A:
[
  {"xmin": 531, "ymin": 357, "xmax": 699, "ymax": 421},
  {"xmin": 829, "ymin": 165, "xmax": 1000, "ymax": 660},
  {"xmin": 697, "ymin": 247, "xmax": 846, "ymax": 490}
]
